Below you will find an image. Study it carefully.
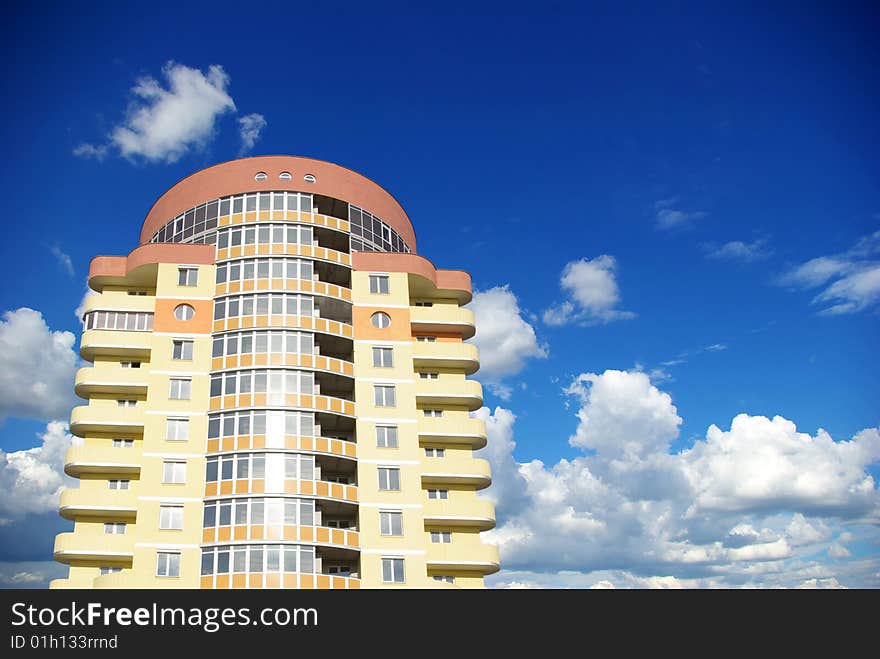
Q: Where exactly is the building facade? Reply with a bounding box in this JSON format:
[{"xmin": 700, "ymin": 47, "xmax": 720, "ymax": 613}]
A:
[{"xmin": 51, "ymin": 156, "xmax": 497, "ymax": 589}]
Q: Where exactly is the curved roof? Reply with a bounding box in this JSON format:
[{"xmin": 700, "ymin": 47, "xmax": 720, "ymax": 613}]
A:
[{"xmin": 140, "ymin": 155, "xmax": 416, "ymax": 251}]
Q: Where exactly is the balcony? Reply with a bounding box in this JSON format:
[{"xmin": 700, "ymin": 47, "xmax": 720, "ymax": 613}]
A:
[
  {"xmin": 53, "ymin": 532, "xmax": 134, "ymax": 564},
  {"xmin": 58, "ymin": 488, "xmax": 138, "ymax": 520},
  {"xmin": 80, "ymin": 329, "xmax": 152, "ymax": 361},
  {"xmin": 410, "ymin": 306, "xmax": 476, "ymax": 339},
  {"xmin": 425, "ymin": 542, "xmax": 500, "ymax": 575},
  {"xmin": 82, "ymin": 293, "xmax": 155, "ymax": 315},
  {"xmin": 69, "ymin": 405, "xmax": 145, "ymax": 437},
  {"xmin": 74, "ymin": 366, "xmax": 149, "ymax": 397},
  {"xmin": 415, "ymin": 378, "xmax": 483, "ymax": 411},
  {"xmin": 421, "ymin": 456, "xmax": 492, "ymax": 489},
  {"xmin": 412, "ymin": 341, "xmax": 479, "ymax": 375},
  {"xmin": 64, "ymin": 445, "xmax": 142, "ymax": 477},
  {"xmin": 418, "ymin": 415, "xmax": 487, "ymax": 449},
  {"xmin": 422, "ymin": 497, "xmax": 496, "ymax": 531}
]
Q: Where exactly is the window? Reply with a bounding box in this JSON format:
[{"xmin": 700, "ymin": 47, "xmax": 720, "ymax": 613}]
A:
[
  {"xmin": 303, "ymin": 174, "xmax": 316, "ymax": 183},
  {"xmin": 279, "ymin": 172, "xmax": 292, "ymax": 181},
  {"xmin": 431, "ymin": 530, "xmax": 452, "ymax": 543},
  {"xmin": 166, "ymin": 418, "xmax": 189, "ymax": 441},
  {"xmin": 104, "ymin": 522, "xmax": 126, "ymax": 534},
  {"xmin": 369, "ymin": 275, "xmax": 390, "ymax": 294},
  {"xmin": 414, "ymin": 301, "xmax": 433, "ymax": 307},
  {"xmin": 374, "ymin": 385, "xmax": 396, "ymax": 407},
  {"xmin": 372, "ymin": 347, "xmax": 393, "ymax": 368},
  {"xmin": 83, "ymin": 311, "xmax": 153, "ymax": 331},
  {"xmin": 380, "ymin": 511, "xmax": 403, "ymax": 536},
  {"xmin": 254, "ymin": 172, "xmax": 268, "ymax": 181},
  {"xmin": 378, "ymin": 467, "xmax": 400, "ymax": 491},
  {"xmin": 178, "ymin": 268, "xmax": 198, "ymax": 286},
  {"xmin": 120, "ymin": 361, "xmax": 141, "ymax": 369},
  {"xmin": 370, "ymin": 312, "xmax": 391, "ymax": 329},
  {"xmin": 108, "ymin": 479, "xmax": 130, "ymax": 490},
  {"xmin": 425, "ymin": 448, "xmax": 445, "ymax": 458},
  {"xmin": 172, "ymin": 340, "xmax": 193, "ymax": 360},
  {"xmin": 173, "ymin": 304, "xmax": 195, "ymax": 321},
  {"xmin": 427, "ymin": 489, "xmax": 448, "ymax": 500},
  {"xmin": 423, "ymin": 409, "xmax": 443, "ymax": 418},
  {"xmin": 433, "ymin": 575, "xmax": 455, "ymax": 584},
  {"xmin": 159, "ymin": 505, "xmax": 184, "ymax": 530},
  {"xmin": 117, "ymin": 399, "xmax": 137, "ymax": 408},
  {"xmin": 376, "ymin": 425, "xmax": 398, "ymax": 448},
  {"xmin": 127, "ymin": 291, "xmax": 148, "ymax": 296},
  {"xmin": 156, "ymin": 551, "xmax": 181, "ymax": 577},
  {"xmin": 162, "ymin": 461, "xmax": 186, "ymax": 484},
  {"xmin": 112, "ymin": 439, "xmax": 134, "ymax": 448},
  {"xmin": 416, "ymin": 336, "xmax": 437, "ymax": 342},
  {"xmin": 419, "ymin": 372, "xmax": 439, "ymax": 379},
  {"xmin": 381, "ymin": 557, "xmax": 405, "ymax": 583},
  {"xmin": 99, "ymin": 567, "xmax": 122, "ymax": 575},
  {"xmin": 169, "ymin": 378, "xmax": 192, "ymax": 400}
]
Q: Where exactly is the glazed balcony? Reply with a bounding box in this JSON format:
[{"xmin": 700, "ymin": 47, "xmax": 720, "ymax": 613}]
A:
[
  {"xmin": 425, "ymin": 542, "xmax": 500, "ymax": 575},
  {"xmin": 412, "ymin": 341, "xmax": 479, "ymax": 375},
  {"xmin": 58, "ymin": 488, "xmax": 138, "ymax": 520},
  {"xmin": 63, "ymin": 445, "xmax": 142, "ymax": 478},
  {"xmin": 70, "ymin": 405, "xmax": 145, "ymax": 437},
  {"xmin": 421, "ymin": 456, "xmax": 492, "ymax": 489},
  {"xmin": 53, "ymin": 532, "xmax": 134, "ymax": 564},
  {"xmin": 80, "ymin": 329, "xmax": 152, "ymax": 361},
  {"xmin": 74, "ymin": 366, "xmax": 149, "ymax": 397},
  {"xmin": 410, "ymin": 306, "xmax": 476, "ymax": 339},
  {"xmin": 422, "ymin": 497, "xmax": 496, "ymax": 531},
  {"xmin": 418, "ymin": 415, "xmax": 487, "ymax": 449},
  {"xmin": 415, "ymin": 378, "xmax": 483, "ymax": 411}
]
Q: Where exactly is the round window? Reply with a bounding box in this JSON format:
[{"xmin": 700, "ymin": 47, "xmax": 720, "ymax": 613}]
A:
[
  {"xmin": 303, "ymin": 174, "xmax": 316, "ymax": 183},
  {"xmin": 279, "ymin": 172, "xmax": 292, "ymax": 181},
  {"xmin": 370, "ymin": 312, "xmax": 391, "ymax": 329},
  {"xmin": 254, "ymin": 172, "xmax": 268, "ymax": 181},
  {"xmin": 174, "ymin": 304, "xmax": 195, "ymax": 321}
]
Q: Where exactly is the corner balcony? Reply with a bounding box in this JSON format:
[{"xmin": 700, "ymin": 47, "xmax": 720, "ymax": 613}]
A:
[
  {"xmin": 410, "ymin": 306, "xmax": 476, "ymax": 339},
  {"xmin": 80, "ymin": 329, "xmax": 152, "ymax": 361},
  {"xmin": 425, "ymin": 542, "xmax": 500, "ymax": 575},
  {"xmin": 415, "ymin": 379, "xmax": 483, "ymax": 411},
  {"xmin": 53, "ymin": 532, "xmax": 134, "ymax": 564},
  {"xmin": 64, "ymin": 445, "xmax": 142, "ymax": 477},
  {"xmin": 74, "ymin": 366, "xmax": 149, "ymax": 397},
  {"xmin": 418, "ymin": 415, "xmax": 487, "ymax": 449},
  {"xmin": 58, "ymin": 488, "xmax": 138, "ymax": 520},
  {"xmin": 422, "ymin": 497, "xmax": 496, "ymax": 531},
  {"xmin": 69, "ymin": 405, "xmax": 145, "ymax": 438},
  {"xmin": 421, "ymin": 456, "xmax": 492, "ymax": 489},
  {"xmin": 412, "ymin": 341, "xmax": 479, "ymax": 375}
]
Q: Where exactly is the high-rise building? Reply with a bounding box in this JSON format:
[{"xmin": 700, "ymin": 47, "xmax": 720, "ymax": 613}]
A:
[{"xmin": 51, "ymin": 156, "xmax": 497, "ymax": 589}]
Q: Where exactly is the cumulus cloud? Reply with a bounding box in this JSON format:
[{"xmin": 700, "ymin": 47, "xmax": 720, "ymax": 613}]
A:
[
  {"xmin": 654, "ymin": 198, "xmax": 706, "ymax": 230},
  {"xmin": 468, "ymin": 286, "xmax": 547, "ymax": 399},
  {"xmin": 703, "ymin": 238, "xmax": 772, "ymax": 262},
  {"xmin": 75, "ymin": 62, "xmax": 240, "ymax": 163},
  {"xmin": 0, "ymin": 308, "xmax": 80, "ymax": 422},
  {"xmin": 238, "ymin": 113, "xmax": 267, "ymax": 155},
  {"xmin": 50, "ymin": 246, "xmax": 74, "ymax": 276},
  {"xmin": 779, "ymin": 230, "xmax": 880, "ymax": 315},
  {"xmin": 542, "ymin": 256, "xmax": 636, "ymax": 326},
  {"xmin": 478, "ymin": 370, "xmax": 880, "ymax": 588}
]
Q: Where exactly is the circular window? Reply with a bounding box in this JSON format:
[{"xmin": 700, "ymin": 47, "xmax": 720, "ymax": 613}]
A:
[
  {"xmin": 174, "ymin": 304, "xmax": 195, "ymax": 321},
  {"xmin": 303, "ymin": 174, "xmax": 316, "ymax": 183},
  {"xmin": 370, "ymin": 312, "xmax": 391, "ymax": 329},
  {"xmin": 254, "ymin": 172, "xmax": 268, "ymax": 181},
  {"xmin": 279, "ymin": 172, "xmax": 292, "ymax": 181}
]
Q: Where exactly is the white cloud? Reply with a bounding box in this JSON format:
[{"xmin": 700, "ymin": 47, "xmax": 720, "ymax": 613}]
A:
[
  {"xmin": 238, "ymin": 113, "xmax": 267, "ymax": 155},
  {"xmin": 74, "ymin": 288, "xmax": 98, "ymax": 323},
  {"xmin": 779, "ymin": 230, "xmax": 880, "ymax": 315},
  {"xmin": 703, "ymin": 238, "xmax": 772, "ymax": 262},
  {"xmin": 75, "ymin": 62, "xmax": 238, "ymax": 163},
  {"xmin": 542, "ymin": 256, "xmax": 636, "ymax": 326},
  {"xmin": 0, "ymin": 308, "xmax": 80, "ymax": 421},
  {"xmin": 50, "ymin": 246, "xmax": 74, "ymax": 276},
  {"xmin": 0, "ymin": 562, "xmax": 68, "ymax": 589},
  {"xmin": 654, "ymin": 199, "xmax": 706, "ymax": 230},
  {"xmin": 828, "ymin": 542, "xmax": 851, "ymax": 559},
  {"xmin": 468, "ymin": 286, "xmax": 547, "ymax": 399}
]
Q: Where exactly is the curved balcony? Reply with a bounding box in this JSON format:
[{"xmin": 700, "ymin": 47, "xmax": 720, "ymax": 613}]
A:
[
  {"xmin": 82, "ymin": 294, "xmax": 154, "ymax": 315},
  {"xmin": 425, "ymin": 542, "xmax": 500, "ymax": 575},
  {"xmin": 70, "ymin": 405, "xmax": 145, "ymax": 437},
  {"xmin": 216, "ymin": 279, "xmax": 351, "ymax": 303},
  {"xmin": 412, "ymin": 341, "xmax": 479, "ymax": 375},
  {"xmin": 410, "ymin": 306, "xmax": 475, "ymax": 339},
  {"xmin": 53, "ymin": 532, "xmax": 134, "ymax": 564},
  {"xmin": 209, "ymin": 393, "xmax": 355, "ymax": 418},
  {"xmin": 421, "ymin": 457, "xmax": 492, "ymax": 489},
  {"xmin": 80, "ymin": 329, "xmax": 152, "ymax": 361},
  {"xmin": 64, "ymin": 445, "xmax": 142, "ymax": 477},
  {"xmin": 422, "ymin": 497, "xmax": 496, "ymax": 531},
  {"xmin": 58, "ymin": 488, "xmax": 138, "ymax": 520},
  {"xmin": 74, "ymin": 366, "xmax": 149, "ymax": 397},
  {"xmin": 207, "ymin": 435, "xmax": 357, "ymax": 460},
  {"xmin": 212, "ymin": 315, "xmax": 353, "ymax": 340},
  {"xmin": 92, "ymin": 572, "xmax": 132, "ymax": 589},
  {"xmin": 200, "ymin": 572, "xmax": 361, "ymax": 590},
  {"xmin": 216, "ymin": 243, "xmax": 352, "ymax": 268},
  {"xmin": 205, "ymin": 479, "xmax": 358, "ymax": 504},
  {"xmin": 202, "ymin": 525, "xmax": 360, "ymax": 550},
  {"xmin": 418, "ymin": 415, "xmax": 487, "ymax": 449},
  {"xmin": 415, "ymin": 379, "xmax": 483, "ymax": 411},
  {"xmin": 214, "ymin": 353, "xmax": 355, "ymax": 378}
]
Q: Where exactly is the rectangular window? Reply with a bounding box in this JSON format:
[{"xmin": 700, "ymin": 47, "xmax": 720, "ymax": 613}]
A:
[
  {"xmin": 178, "ymin": 268, "xmax": 198, "ymax": 286},
  {"xmin": 108, "ymin": 479, "xmax": 130, "ymax": 490},
  {"xmin": 427, "ymin": 489, "xmax": 448, "ymax": 500},
  {"xmin": 374, "ymin": 385, "xmax": 396, "ymax": 407},
  {"xmin": 112, "ymin": 439, "xmax": 134, "ymax": 448},
  {"xmin": 120, "ymin": 361, "xmax": 141, "ymax": 369},
  {"xmin": 127, "ymin": 291, "xmax": 148, "ymax": 296},
  {"xmin": 159, "ymin": 505, "xmax": 184, "ymax": 530},
  {"xmin": 99, "ymin": 567, "xmax": 122, "ymax": 575},
  {"xmin": 414, "ymin": 302, "xmax": 433, "ymax": 307},
  {"xmin": 416, "ymin": 336, "xmax": 437, "ymax": 342},
  {"xmin": 425, "ymin": 448, "xmax": 445, "ymax": 458},
  {"xmin": 169, "ymin": 378, "xmax": 192, "ymax": 400},
  {"xmin": 430, "ymin": 530, "xmax": 452, "ymax": 543},
  {"xmin": 156, "ymin": 551, "xmax": 181, "ymax": 577},
  {"xmin": 117, "ymin": 399, "xmax": 137, "ymax": 408},
  {"xmin": 162, "ymin": 461, "xmax": 186, "ymax": 484},
  {"xmin": 166, "ymin": 418, "xmax": 189, "ymax": 441},
  {"xmin": 377, "ymin": 467, "xmax": 401, "ymax": 491},
  {"xmin": 423, "ymin": 409, "xmax": 443, "ymax": 418},
  {"xmin": 379, "ymin": 511, "xmax": 403, "ymax": 536},
  {"xmin": 376, "ymin": 425, "xmax": 398, "ymax": 448},
  {"xmin": 369, "ymin": 274, "xmax": 390, "ymax": 294},
  {"xmin": 104, "ymin": 522, "xmax": 126, "ymax": 534},
  {"xmin": 419, "ymin": 372, "xmax": 439, "ymax": 379},
  {"xmin": 172, "ymin": 340, "xmax": 193, "ymax": 360},
  {"xmin": 433, "ymin": 575, "xmax": 455, "ymax": 583},
  {"xmin": 372, "ymin": 347, "xmax": 393, "ymax": 368},
  {"xmin": 381, "ymin": 557, "xmax": 405, "ymax": 583}
]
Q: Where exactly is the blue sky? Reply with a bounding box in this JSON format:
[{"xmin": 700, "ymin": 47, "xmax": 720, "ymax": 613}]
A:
[{"xmin": 0, "ymin": 2, "xmax": 878, "ymax": 588}]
